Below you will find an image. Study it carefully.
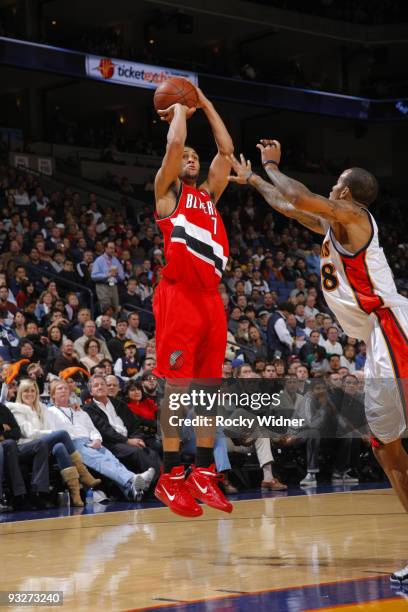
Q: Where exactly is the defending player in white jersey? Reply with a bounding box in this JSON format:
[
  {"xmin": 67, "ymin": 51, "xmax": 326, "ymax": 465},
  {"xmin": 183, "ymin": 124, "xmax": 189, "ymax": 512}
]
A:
[{"xmin": 229, "ymin": 144, "xmax": 408, "ymax": 586}]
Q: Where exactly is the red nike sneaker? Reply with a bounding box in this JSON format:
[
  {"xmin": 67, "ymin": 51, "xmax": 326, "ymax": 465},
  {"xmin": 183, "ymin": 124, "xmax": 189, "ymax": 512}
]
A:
[
  {"xmin": 185, "ymin": 464, "xmax": 233, "ymax": 513},
  {"xmin": 154, "ymin": 466, "xmax": 203, "ymax": 517}
]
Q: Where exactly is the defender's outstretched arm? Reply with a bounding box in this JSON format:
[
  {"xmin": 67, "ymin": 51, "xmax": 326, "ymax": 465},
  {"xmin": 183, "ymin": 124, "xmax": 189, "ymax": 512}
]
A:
[
  {"xmin": 228, "ymin": 153, "xmax": 327, "ymax": 235},
  {"xmin": 256, "ymin": 140, "xmax": 365, "ymax": 225}
]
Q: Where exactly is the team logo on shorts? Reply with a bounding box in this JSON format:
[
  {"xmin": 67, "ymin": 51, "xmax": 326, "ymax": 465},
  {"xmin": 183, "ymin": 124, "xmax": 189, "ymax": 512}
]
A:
[{"xmin": 169, "ymin": 350, "xmax": 184, "ymax": 370}]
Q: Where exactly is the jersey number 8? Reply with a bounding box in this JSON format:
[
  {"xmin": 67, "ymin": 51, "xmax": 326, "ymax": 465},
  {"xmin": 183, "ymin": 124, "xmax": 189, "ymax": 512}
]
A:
[{"xmin": 321, "ymin": 263, "xmax": 339, "ymax": 291}]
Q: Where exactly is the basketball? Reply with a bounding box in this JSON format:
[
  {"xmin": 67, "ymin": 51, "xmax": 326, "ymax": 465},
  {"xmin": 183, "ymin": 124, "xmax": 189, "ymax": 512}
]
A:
[{"xmin": 154, "ymin": 76, "xmax": 199, "ymax": 112}]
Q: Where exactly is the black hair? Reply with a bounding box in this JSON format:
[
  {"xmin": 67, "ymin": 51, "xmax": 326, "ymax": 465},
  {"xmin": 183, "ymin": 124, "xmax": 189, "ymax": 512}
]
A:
[
  {"xmin": 140, "ymin": 370, "xmax": 157, "ymax": 382},
  {"xmin": 278, "ymin": 301, "xmax": 295, "ymax": 314},
  {"xmin": 312, "ymin": 345, "xmax": 327, "ymax": 360},
  {"xmin": 184, "ymin": 145, "xmax": 199, "ymax": 157},
  {"xmin": 125, "ymin": 379, "xmax": 145, "ymax": 399},
  {"xmin": 311, "ymin": 377, "xmax": 327, "ymax": 390},
  {"xmin": 341, "ymin": 167, "xmax": 379, "ymax": 206},
  {"xmin": 90, "ymin": 364, "xmax": 105, "ymax": 375}
]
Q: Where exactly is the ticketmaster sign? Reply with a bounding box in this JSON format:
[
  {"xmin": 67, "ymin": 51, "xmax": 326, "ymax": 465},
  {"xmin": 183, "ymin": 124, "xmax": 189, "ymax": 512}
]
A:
[{"xmin": 85, "ymin": 55, "xmax": 198, "ymax": 89}]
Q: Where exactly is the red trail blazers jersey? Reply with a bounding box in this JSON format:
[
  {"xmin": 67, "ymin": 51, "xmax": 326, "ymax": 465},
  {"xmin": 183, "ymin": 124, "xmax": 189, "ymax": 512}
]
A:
[{"xmin": 155, "ymin": 182, "xmax": 229, "ymax": 290}]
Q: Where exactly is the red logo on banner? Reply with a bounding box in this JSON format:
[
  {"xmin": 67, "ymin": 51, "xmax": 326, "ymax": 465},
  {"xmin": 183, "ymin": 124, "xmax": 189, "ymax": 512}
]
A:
[{"xmin": 96, "ymin": 58, "xmax": 115, "ymax": 79}]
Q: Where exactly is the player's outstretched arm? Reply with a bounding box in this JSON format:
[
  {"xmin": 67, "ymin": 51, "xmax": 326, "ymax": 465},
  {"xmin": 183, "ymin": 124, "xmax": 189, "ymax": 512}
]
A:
[
  {"xmin": 228, "ymin": 153, "xmax": 327, "ymax": 235},
  {"xmin": 257, "ymin": 139, "xmax": 365, "ymax": 225},
  {"xmin": 155, "ymin": 104, "xmax": 195, "ymax": 210},
  {"xmin": 198, "ymin": 88, "xmax": 234, "ymax": 204}
]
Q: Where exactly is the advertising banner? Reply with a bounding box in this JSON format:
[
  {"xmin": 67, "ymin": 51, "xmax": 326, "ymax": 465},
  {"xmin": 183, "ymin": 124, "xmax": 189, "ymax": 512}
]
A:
[{"xmin": 85, "ymin": 55, "xmax": 198, "ymax": 89}]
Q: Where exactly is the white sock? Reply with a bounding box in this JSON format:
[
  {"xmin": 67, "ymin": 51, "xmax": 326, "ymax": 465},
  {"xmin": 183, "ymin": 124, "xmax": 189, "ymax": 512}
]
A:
[{"xmin": 263, "ymin": 463, "xmax": 273, "ymax": 482}]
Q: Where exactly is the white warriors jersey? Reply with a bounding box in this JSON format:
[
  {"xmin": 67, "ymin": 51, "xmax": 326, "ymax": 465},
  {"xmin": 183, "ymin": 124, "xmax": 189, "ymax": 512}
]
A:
[{"xmin": 320, "ymin": 210, "xmax": 408, "ymax": 342}]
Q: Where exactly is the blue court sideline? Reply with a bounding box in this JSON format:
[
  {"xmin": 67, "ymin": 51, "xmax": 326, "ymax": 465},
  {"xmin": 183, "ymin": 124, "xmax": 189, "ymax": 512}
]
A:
[{"xmin": 0, "ymin": 481, "xmax": 391, "ymax": 524}]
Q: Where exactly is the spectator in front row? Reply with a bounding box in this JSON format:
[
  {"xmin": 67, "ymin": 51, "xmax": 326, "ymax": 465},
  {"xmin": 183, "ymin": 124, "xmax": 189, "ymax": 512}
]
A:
[
  {"xmin": 84, "ymin": 375, "xmax": 160, "ymax": 478},
  {"xmin": 5, "ymin": 378, "xmax": 101, "ymax": 506},
  {"xmin": 123, "ymin": 380, "xmax": 161, "ymax": 455},
  {"xmin": 47, "ymin": 379, "xmax": 154, "ymax": 500},
  {"xmin": 283, "ymin": 379, "xmax": 356, "ymax": 487},
  {"xmin": 126, "ymin": 380, "xmax": 157, "ymax": 423},
  {"xmin": 0, "ymin": 402, "xmax": 47, "ymax": 512}
]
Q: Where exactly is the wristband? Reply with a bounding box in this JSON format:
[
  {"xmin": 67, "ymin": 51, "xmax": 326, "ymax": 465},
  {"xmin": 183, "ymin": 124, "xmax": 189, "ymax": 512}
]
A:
[
  {"xmin": 246, "ymin": 171, "xmax": 255, "ymax": 183},
  {"xmin": 263, "ymin": 159, "xmax": 279, "ymax": 168}
]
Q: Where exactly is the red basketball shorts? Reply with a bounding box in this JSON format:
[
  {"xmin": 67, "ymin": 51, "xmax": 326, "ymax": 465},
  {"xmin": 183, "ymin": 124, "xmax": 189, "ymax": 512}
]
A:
[{"xmin": 153, "ymin": 278, "xmax": 227, "ymax": 380}]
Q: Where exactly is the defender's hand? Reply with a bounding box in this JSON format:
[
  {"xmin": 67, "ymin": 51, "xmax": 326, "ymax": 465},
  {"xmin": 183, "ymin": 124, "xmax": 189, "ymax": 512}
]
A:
[
  {"xmin": 228, "ymin": 153, "xmax": 254, "ymax": 184},
  {"xmin": 196, "ymin": 87, "xmax": 211, "ymax": 110},
  {"xmin": 157, "ymin": 103, "xmax": 196, "ymax": 123},
  {"xmin": 257, "ymin": 139, "xmax": 281, "ymax": 167}
]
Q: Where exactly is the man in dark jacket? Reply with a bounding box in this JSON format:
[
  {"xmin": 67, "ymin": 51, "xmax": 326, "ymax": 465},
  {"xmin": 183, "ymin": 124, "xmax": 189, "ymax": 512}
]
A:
[
  {"xmin": 0, "ymin": 402, "xmax": 51, "ymax": 510},
  {"xmin": 84, "ymin": 375, "xmax": 160, "ymax": 476},
  {"xmin": 107, "ymin": 318, "xmax": 129, "ymax": 362},
  {"xmin": 0, "ymin": 402, "xmax": 25, "ymax": 510}
]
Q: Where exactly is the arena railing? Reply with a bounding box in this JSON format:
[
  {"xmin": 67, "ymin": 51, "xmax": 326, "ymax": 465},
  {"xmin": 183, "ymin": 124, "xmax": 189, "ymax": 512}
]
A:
[{"xmin": 25, "ymin": 262, "xmax": 95, "ymax": 318}]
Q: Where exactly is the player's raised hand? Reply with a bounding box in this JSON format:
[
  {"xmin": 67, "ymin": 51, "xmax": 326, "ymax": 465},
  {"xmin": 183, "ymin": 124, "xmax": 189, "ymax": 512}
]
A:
[
  {"xmin": 256, "ymin": 139, "xmax": 281, "ymax": 167},
  {"xmin": 157, "ymin": 103, "xmax": 196, "ymax": 123},
  {"xmin": 227, "ymin": 153, "xmax": 254, "ymax": 184}
]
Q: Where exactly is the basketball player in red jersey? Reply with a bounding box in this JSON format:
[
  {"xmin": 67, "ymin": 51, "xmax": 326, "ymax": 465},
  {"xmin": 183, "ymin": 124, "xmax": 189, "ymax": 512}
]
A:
[
  {"xmin": 153, "ymin": 87, "xmax": 234, "ymax": 517},
  {"xmin": 229, "ymin": 142, "xmax": 408, "ymax": 584}
]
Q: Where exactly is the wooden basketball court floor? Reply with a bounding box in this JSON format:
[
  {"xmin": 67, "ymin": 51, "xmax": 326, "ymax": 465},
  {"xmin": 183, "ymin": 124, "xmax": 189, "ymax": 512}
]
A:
[{"xmin": 1, "ymin": 486, "xmax": 408, "ymax": 612}]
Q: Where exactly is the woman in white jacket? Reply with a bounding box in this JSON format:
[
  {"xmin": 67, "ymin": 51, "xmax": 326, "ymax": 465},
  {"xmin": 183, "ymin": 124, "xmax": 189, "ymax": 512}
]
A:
[
  {"xmin": 47, "ymin": 379, "xmax": 154, "ymax": 500},
  {"xmin": 7, "ymin": 379, "xmax": 101, "ymax": 506}
]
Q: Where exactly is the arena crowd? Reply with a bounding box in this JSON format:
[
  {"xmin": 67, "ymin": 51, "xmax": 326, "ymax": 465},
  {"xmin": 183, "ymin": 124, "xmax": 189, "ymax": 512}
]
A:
[{"xmin": 0, "ymin": 161, "xmax": 403, "ymax": 512}]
